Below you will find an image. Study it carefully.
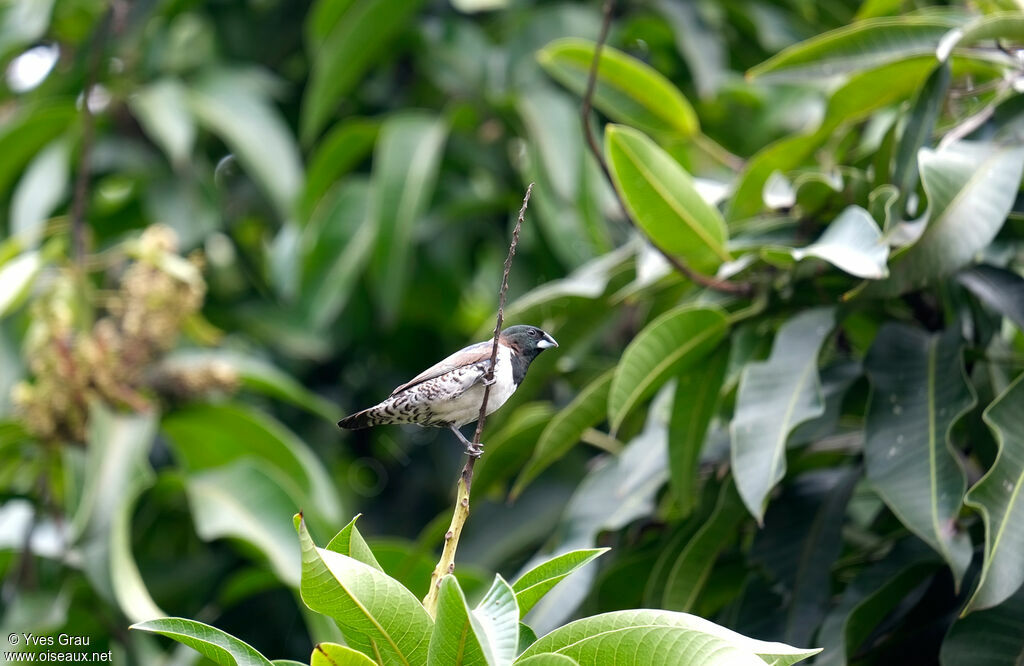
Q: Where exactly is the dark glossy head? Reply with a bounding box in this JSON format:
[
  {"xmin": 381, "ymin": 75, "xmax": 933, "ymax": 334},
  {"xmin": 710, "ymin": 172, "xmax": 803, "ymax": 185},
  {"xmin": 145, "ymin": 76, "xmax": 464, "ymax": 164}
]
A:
[{"xmin": 501, "ymin": 325, "xmax": 558, "ymax": 358}]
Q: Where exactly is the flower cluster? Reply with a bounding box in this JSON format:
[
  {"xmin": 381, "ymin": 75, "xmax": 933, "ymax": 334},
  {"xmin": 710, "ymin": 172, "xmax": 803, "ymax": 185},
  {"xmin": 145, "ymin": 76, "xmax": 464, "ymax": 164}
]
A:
[{"xmin": 12, "ymin": 226, "xmax": 236, "ymax": 441}]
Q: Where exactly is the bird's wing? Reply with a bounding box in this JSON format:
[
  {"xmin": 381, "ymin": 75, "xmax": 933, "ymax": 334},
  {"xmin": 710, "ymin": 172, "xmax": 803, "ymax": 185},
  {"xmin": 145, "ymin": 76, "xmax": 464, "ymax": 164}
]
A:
[{"xmin": 389, "ymin": 340, "xmax": 495, "ymax": 396}]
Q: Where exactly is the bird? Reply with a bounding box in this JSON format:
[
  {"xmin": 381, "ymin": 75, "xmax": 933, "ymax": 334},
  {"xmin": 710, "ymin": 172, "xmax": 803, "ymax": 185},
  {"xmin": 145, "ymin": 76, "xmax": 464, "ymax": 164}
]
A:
[{"xmin": 338, "ymin": 325, "xmax": 558, "ymax": 456}]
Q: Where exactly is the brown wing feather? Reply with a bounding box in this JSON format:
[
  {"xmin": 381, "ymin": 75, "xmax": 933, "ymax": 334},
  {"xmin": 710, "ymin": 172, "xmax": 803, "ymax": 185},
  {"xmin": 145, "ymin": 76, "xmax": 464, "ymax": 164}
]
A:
[{"xmin": 389, "ymin": 340, "xmax": 495, "ymax": 396}]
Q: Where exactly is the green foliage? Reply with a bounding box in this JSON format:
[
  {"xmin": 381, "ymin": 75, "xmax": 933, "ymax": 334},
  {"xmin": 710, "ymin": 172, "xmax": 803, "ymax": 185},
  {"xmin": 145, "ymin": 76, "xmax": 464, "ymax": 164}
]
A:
[{"xmin": 4, "ymin": 0, "xmax": 1024, "ymax": 664}]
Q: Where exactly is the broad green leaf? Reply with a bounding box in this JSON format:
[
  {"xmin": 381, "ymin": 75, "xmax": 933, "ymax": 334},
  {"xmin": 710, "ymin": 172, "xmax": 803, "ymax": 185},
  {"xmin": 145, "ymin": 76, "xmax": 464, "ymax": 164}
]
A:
[
  {"xmin": 864, "ymin": 324, "xmax": 975, "ymax": 586},
  {"xmin": 130, "ymin": 78, "xmax": 196, "ymax": 167},
  {"xmin": 186, "ymin": 68, "xmax": 303, "ymax": 218},
  {"xmin": 668, "ymin": 346, "xmax": 729, "ymax": 515},
  {"xmin": 512, "ymin": 549, "xmax": 609, "ymax": 617},
  {"xmin": 429, "ymin": 576, "xmax": 489, "ymax": 666},
  {"xmin": 662, "ymin": 479, "xmax": 746, "ymax": 612},
  {"xmin": 937, "ymin": 11, "xmax": 1024, "ymax": 61},
  {"xmin": 297, "ymin": 517, "xmax": 433, "ymax": 664},
  {"xmin": 0, "ymin": 252, "xmax": 41, "ymax": 318},
  {"xmin": 10, "ymin": 138, "xmax": 69, "ymax": 249},
  {"xmin": 731, "ymin": 307, "xmax": 836, "ymax": 521},
  {"xmin": 760, "ymin": 206, "xmax": 889, "ymax": 279},
  {"xmin": 517, "ymin": 610, "xmax": 820, "ymax": 665},
  {"xmin": 748, "ymin": 16, "xmax": 961, "ymax": 82},
  {"xmin": 956, "ymin": 265, "xmax": 1024, "ymax": 333},
  {"xmin": 0, "ymin": 0, "xmax": 55, "ymax": 59},
  {"xmin": 301, "ymin": 179, "xmax": 375, "ymax": 330},
  {"xmin": 753, "ymin": 469, "xmax": 859, "ymax": 646},
  {"xmin": 515, "ymin": 656, "xmax": 579, "ymax": 666},
  {"xmin": 311, "ymin": 642, "xmax": 377, "ymax": 666},
  {"xmin": 370, "ymin": 112, "xmax": 448, "ymax": 323},
  {"xmin": 726, "ymin": 133, "xmax": 821, "ymax": 222},
  {"xmin": 0, "ymin": 101, "xmax": 76, "ymax": 196},
  {"xmin": 301, "ymin": 0, "xmax": 423, "ymax": 142},
  {"xmin": 474, "ymin": 403, "xmax": 554, "ymax": 495},
  {"xmin": 816, "ymin": 540, "xmax": 939, "ymax": 666},
  {"xmin": 185, "ymin": 460, "xmax": 301, "ymax": 587},
  {"xmin": 131, "ymin": 618, "xmax": 272, "ymax": 666},
  {"xmin": 964, "ymin": 374, "xmax": 1024, "ymax": 612},
  {"xmin": 940, "ymin": 585, "xmax": 1024, "ymax": 666},
  {"xmin": 518, "ymin": 86, "xmax": 583, "ymax": 203},
  {"xmin": 161, "ymin": 403, "xmax": 342, "ymax": 526},
  {"xmin": 300, "ymin": 118, "xmax": 378, "ymax": 221},
  {"xmin": 512, "ymin": 370, "xmax": 613, "ymax": 499},
  {"xmin": 473, "ymin": 576, "xmax": 519, "ymax": 666},
  {"xmin": 892, "ymin": 61, "xmax": 951, "ymax": 212},
  {"xmin": 605, "ymin": 125, "xmax": 731, "ymax": 274},
  {"xmin": 868, "ymin": 141, "xmax": 1024, "ymax": 297},
  {"xmin": 537, "ymin": 38, "xmax": 697, "ymax": 136},
  {"xmin": 609, "ymin": 304, "xmax": 729, "ymax": 433},
  {"xmin": 74, "ymin": 403, "xmax": 163, "ymax": 623},
  {"xmin": 326, "ymin": 514, "xmax": 383, "ymax": 572}
]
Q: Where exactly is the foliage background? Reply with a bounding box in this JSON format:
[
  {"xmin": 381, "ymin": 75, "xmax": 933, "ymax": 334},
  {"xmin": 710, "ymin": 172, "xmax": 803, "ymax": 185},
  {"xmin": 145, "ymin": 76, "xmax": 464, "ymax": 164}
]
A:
[{"xmin": 2, "ymin": 0, "xmax": 1024, "ymax": 664}]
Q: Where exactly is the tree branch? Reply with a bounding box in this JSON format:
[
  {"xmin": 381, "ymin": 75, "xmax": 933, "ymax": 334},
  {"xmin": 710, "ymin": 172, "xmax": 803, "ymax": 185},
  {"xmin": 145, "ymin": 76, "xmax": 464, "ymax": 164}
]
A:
[
  {"xmin": 422, "ymin": 183, "xmax": 534, "ymax": 617},
  {"xmin": 582, "ymin": 0, "xmax": 752, "ymax": 297}
]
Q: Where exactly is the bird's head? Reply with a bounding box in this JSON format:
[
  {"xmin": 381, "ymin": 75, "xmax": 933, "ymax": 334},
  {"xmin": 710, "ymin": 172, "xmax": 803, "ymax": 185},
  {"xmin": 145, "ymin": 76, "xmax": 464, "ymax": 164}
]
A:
[{"xmin": 500, "ymin": 325, "xmax": 558, "ymax": 359}]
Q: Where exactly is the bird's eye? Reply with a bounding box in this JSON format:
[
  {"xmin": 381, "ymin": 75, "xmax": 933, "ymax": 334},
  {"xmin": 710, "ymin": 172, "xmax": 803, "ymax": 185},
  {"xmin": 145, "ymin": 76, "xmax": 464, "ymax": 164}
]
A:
[{"xmin": 528, "ymin": 329, "xmax": 537, "ymax": 337}]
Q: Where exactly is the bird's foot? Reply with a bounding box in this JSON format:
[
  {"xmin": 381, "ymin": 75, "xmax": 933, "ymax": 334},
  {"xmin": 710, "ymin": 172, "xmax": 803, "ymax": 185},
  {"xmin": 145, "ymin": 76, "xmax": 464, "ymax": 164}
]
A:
[
  {"xmin": 465, "ymin": 443, "xmax": 484, "ymax": 458},
  {"xmin": 482, "ymin": 375, "xmax": 496, "ymax": 386}
]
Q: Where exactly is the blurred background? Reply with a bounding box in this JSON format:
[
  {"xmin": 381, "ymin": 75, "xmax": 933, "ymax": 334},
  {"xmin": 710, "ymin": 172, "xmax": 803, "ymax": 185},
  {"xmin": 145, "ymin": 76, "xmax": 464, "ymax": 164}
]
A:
[{"xmin": 2, "ymin": 0, "xmax": 1022, "ymax": 664}]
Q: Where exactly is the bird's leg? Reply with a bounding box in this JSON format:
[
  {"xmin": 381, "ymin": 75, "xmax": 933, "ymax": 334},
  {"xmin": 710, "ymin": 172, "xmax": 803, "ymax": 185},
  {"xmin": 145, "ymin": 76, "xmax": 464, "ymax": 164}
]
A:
[{"xmin": 449, "ymin": 425, "xmax": 483, "ymax": 458}]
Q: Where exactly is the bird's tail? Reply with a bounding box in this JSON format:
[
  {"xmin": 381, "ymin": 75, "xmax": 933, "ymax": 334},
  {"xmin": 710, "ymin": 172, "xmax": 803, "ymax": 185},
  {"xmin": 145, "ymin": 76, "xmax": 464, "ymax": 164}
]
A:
[{"xmin": 337, "ymin": 406, "xmax": 388, "ymax": 430}]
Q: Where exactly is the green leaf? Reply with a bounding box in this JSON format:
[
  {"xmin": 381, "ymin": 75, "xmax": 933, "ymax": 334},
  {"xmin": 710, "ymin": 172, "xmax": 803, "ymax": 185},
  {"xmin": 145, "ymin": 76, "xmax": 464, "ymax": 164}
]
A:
[
  {"xmin": 473, "ymin": 575, "xmax": 520, "ymax": 666},
  {"xmin": 10, "ymin": 138, "xmax": 69, "ymax": 250},
  {"xmin": 760, "ymin": 206, "xmax": 889, "ymax": 279},
  {"xmin": 963, "ymin": 373, "xmax": 1024, "ymax": 612},
  {"xmin": 609, "ymin": 304, "xmax": 729, "ymax": 433},
  {"xmin": 956, "ymin": 265, "xmax": 1024, "ymax": 333},
  {"xmin": 129, "ymin": 78, "xmax": 196, "ymax": 168},
  {"xmin": 937, "ymin": 11, "xmax": 1024, "ymax": 61},
  {"xmin": 311, "ymin": 642, "xmax": 378, "ymax": 666},
  {"xmin": 186, "ymin": 68, "xmax": 304, "ymax": 218},
  {"xmin": 0, "ymin": 0, "xmax": 55, "ymax": 59},
  {"xmin": 185, "ymin": 460, "xmax": 301, "ymax": 587},
  {"xmin": 0, "ymin": 101, "xmax": 76, "ymax": 197},
  {"xmin": 512, "ymin": 370, "xmax": 613, "ymax": 499},
  {"xmin": 74, "ymin": 403, "xmax": 163, "ymax": 623},
  {"xmin": 731, "ymin": 307, "xmax": 836, "ymax": 521},
  {"xmin": 867, "ymin": 141, "xmax": 1024, "ymax": 297},
  {"xmin": 605, "ymin": 125, "xmax": 730, "ymax": 274},
  {"xmin": 131, "ymin": 618, "xmax": 273, "ymax": 666},
  {"xmin": 474, "ymin": 403, "xmax": 555, "ymax": 495},
  {"xmin": 300, "ymin": 118, "xmax": 378, "ymax": 220},
  {"xmin": 300, "ymin": 179, "xmax": 375, "ymax": 330},
  {"xmin": 429, "ymin": 576, "xmax": 489, "ymax": 666},
  {"xmin": 297, "ymin": 517, "xmax": 433, "ymax": 664},
  {"xmin": 725, "ymin": 133, "xmax": 821, "ymax": 222},
  {"xmin": 940, "ymin": 585, "xmax": 1024, "ymax": 666},
  {"xmin": 512, "ymin": 549, "xmax": 609, "ymax": 617},
  {"xmin": 161, "ymin": 403, "xmax": 342, "ymax": 526},
  {"xmin": 892, "ymin": 61, "xmax": 951, "ymax": 212},
  {"xmin": 668, "ymin": 346, "xmax": 729, "ymax": 515},
  {"xmin": 0, "ymin": 252, "xmax": 42, "ymax": 319},
  {"xmin": 661, "ymin": 479, "xmax": 746, "ymax": 612},
  {"xmin": 516, "ymin": 610, "xmax": 820, "ymax": 665},
  {"xmin": 326, "ymin": 514, "xmax": 383, "ymax": 572},
  {"xmin": 816, "ymin": 539, "xmax": 939, "ymax": 666},
  {"xmin": 864, "ymin": 324, "xmax": 975, "ymax": 587},
  {"xmin": 370, "ymin": 112, "xmax": 448, "ymax": 323},
  {"xmin": 515, "ymin": 656, "xmax": 579, "ymax": 666},
  {"xmin": 748, "ymin": 16, "xmax": 961, "ymax": 82},
  {"xmin": 753, "ymin": 469, "xmax": 859, "ymax": 647},
  {"xmin": 537, "ymin": 38, "xmax": 697, "ymax": 136},
  {"xmin": 301, "ymin": 0, "xmax": 423, "ymax": 142}
]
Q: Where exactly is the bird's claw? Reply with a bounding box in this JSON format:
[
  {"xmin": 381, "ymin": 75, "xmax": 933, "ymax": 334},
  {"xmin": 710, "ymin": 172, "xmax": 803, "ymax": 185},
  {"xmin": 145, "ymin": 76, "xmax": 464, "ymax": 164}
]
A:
[
  {"xmin": 482, "ymin": 376, "xmax": 496, "ymax": 386},
  {"xmin": 466, "ymin": 443, "xmax": 484, "ymax": 458}
]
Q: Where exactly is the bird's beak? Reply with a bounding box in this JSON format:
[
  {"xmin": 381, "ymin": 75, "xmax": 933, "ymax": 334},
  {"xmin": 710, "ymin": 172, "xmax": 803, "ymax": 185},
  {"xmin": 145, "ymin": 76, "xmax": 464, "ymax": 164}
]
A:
[{"xmin": 537, "ymin": 333, "xmax": 558, "ymax": 349}]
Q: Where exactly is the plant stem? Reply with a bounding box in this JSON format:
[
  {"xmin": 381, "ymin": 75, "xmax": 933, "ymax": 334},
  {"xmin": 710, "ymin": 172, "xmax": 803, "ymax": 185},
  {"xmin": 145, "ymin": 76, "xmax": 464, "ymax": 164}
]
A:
[
  {"xmin": 581, "ymin": 0, "xmax": 753, "ymax": 297},
  {"xmin": 422, "ymin": 183, "xmax": 534, "ymax": 617}
]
